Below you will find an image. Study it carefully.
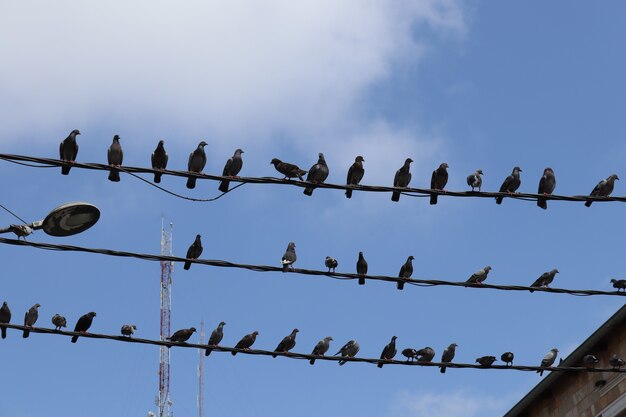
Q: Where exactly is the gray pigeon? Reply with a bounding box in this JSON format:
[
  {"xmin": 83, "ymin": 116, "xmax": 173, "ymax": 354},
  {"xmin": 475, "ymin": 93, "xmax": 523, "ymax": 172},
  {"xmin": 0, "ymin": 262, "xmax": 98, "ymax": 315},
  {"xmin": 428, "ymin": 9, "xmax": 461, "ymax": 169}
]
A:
[
  {"xmin": 273, "ymin": 328, "xmax": 299, "ymax": 357},
  {"xmin": 151, "ymin": 140, "xmax": 168, "ymax": 183},
  {"xmin": 51, "ymin": 314, "xmax": 67, "ymax": 331},
  {"xmin": 402, "ymin": 348, "xmax": 418, "ymax": 362},
  {"xmin": 476, "ymin": 356, "xmax": 497, "ymax": 367},
  {"xmin": 71, "ymin": 311, "xmax": 96, "ymax": 343},
  {"xmin": 121, "ymin": 324, "xmax": 137, "ymax": 337},
  {"xmin": 378, "ymin": 336, "xmax": 398, "ymax": 368},
  {"xmin": 345, "ymin": 156, "xmax": 365, "ymax": 198},
  {"xmin": 23, "ymin": 303, "xmax": 40, "ymax": 338},
  {"xmin": 397, "ymin": 256, "xmax": 414, "ymax": 290},
  {"xmin": 0, "ymin": 302, "xmax": 11, "ymax": 339},
  {"xmin": 281, "ymin": 242, "xmax": 297, "ymax": 272},
  {"xmin": 537, "ymin": 348, "xmax": 558, "ymax": 376},
  {"xmin": 303, "ymin": 153, "xmax": 329, "ymax": 196},
  {"xmin": 270, "ymin": 158, "xmax": 307, "ymax": 180},
  {"xmin": 609, "ymin": 354, "xmax": 625, "ymax": 369},
  {"xmin": 167, "ymin": 327, "xmax": 196, "ymax": 343},
  {"xmin": 325, "ymin": 256, "xmax": 338, "ymax": 273},
  {"xmin": 530, "ymin": 269, "xmax": 559, "ymax": 292},
  {"xmin": 611, "ymin": 279, "xmax": 626, "ymax": 292},
  {"xmin": 391, "ymin": 158, "xmax": 413, "ymax": 202},
  {"xmin": 107, "ymin": 135, "xmax": 123, "ymax": 182},
  {"xmin": 583, "ymin": 354, "xmax": 599, "ymax": 368},
  {"xmin": 356, "ymin": 252, "xmax": 368, "ymax": 285},
  {"xmin": 430, "ymin": 163, "xmax": 449, "ymax": 205},
  {"xmin": 205, "ymin": 321, "xmax": 226, "ymax": 356},
  {"xmin": 501, "ymin": 351, "xmax": 514, "ymax": 366},
  {"xmin": 537, "ymin": 168, "xmax": 556, "ymax": 209},
  {"xmin": 416, "ymin": 347, "xmax": 436, "ymax": 363},
  {"xmin": 586, "ymin": 174, "xmax": 619, "ymax": 207},
  {"xmin": 184, "ymin": 234, "xmax": 203, "ymax": 270},
  {"xmin": 186, "ymin": 141, "xmax": 208, "ymax": 189},
  {"xmin": 336, "ymin": 339, "xmax": 360, "ymax": 366},
  {"xmin": 309, "ymin": 336, "xmax": 333, "ymax": 365},
  {"xmin": 59, "ymin": 129, "xmax": 81, "ymax": 175},
  {"xmin": 467, "ymin": 169, "xmax": 483, "ymax": 191},
  {"xmin": 232, "ymin": 331, "xmax": 259, "ymax": 355},
  {"xmin": 496, "ymin": 166, "xmax": 522, "ymax": 204},
  {"xmin": 9, "ymin": 224, "xmax": 32, "ymax": 240},
  {"xmin": 440, "ymin": 343, "xmax": 458, "ymax": 373},
  {"xmin": 467, "ymin": 266, "xmax": 492, "ymax": 284},
  {"xmin": 218, "ymin": 149, "xmax": 244, "ymax": 192}
]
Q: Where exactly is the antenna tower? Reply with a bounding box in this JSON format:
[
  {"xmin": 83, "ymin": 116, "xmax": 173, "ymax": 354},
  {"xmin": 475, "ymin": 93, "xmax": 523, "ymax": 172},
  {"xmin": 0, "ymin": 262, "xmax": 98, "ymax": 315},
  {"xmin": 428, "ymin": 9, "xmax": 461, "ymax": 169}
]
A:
[{"xmin": 158, "ymin": 220, "xmax": 173, "ymax": 417}]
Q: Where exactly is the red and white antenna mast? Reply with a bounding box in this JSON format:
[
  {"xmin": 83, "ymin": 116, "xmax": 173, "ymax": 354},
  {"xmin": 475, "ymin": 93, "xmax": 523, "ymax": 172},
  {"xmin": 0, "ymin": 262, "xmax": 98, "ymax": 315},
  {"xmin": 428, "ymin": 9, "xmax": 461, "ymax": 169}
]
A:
[
  {"xmin": 158, "ymin": 220, "xmax": 173, "ymax": 417},
  {"xmin": 198, "ymin": 321, "xmax": 205, "ymax": 417}
]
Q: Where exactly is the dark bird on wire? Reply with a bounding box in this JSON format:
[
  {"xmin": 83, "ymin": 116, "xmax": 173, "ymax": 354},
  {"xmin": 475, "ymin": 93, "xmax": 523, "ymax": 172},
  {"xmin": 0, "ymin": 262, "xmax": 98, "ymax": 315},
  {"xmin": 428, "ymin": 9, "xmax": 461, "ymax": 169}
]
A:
[
  {"xmin": 378, "ymin": 336, "xmax": 398, "ymax": 368},
  {"xmin": 440, "ymin": 343, "xmax": 458, "ymax": 373},
  {"xmin": 530, "ymin": 269, "xmax": 559, "ymax": 292},
  {"xmin": 345, "ymin": 156, "xmax": 365, "ymax": 198},
  {"xmin": 0, "ymin": 302, "xmax": 11, "ymax": 339},
  {"xmin": 218, "ymin": 148, "xmax": 244, "ymax": 192},
  {"xmin": 71, "ymin": 311, "xmax": 96, "ymax": 343},
  {"xmin": 205, "ymin": 321, "xmax": 226, "ymax": 356},
  {"xmin": 51, "ymin": 314, "xmax": 67, "ymax": 331},
  {"xmin": 107, "ymin": 134, "xmax": 124, "ymax": 182},
  {"xmin": 186, "ymin": 141, "xmax": 208, "ymax": 189},
  {"xmin": 232, "ymin": 331, "xmax": 259, "ymax": 355},
  {"xmin": 496, "ymin": 166, "xmax": 522, "ymax": 204},
  {"xmin": 59, "ymin": 129, "xmax": 81, "ymax": 175},
  {"xmin": 273, "ymin": 328, "xmax": 299, "ymax": 357},
  {"xmin": 586, "ymin": 174, "xmax": 619, "ymax": 207},
  {"xmin": 121, "ymin": 324, "xmax": 137, "ymax": 337},
  {"xmin": 397, "ymin": 255, "xmax": 414, "ymax": 290},
  {"xmin": 391, "ymin": 158, "xmax": 413, "ymax": 202},
  {"xmin": 167, "ymin": 327, "xmax": 196, "ymax": 343},
  {"xmin": 476, "ymin": 356, "xmax": 497, "ymax": 367},
  {"xmin": 23, "ymin": 303, "xmax": 40, "ymax": 338},
  {"xmin": 9, "ymin": 224, "xmax": 32, "ymax": 240},
  {"xmin": 303, "ymin": 153, "xmax": 329, "ymax": 196},
  {"xmin": 281, "ymin": 242, "xmax": 297, "ymax": 272},
  {"xmin": 467, "ymin": 169, "xmax": 483, "ymax": 191},
  {"xmin": 537, "ymin": 348, "xmax": 558, "ymax": 376},
  {"xmin": 501, "ymin": 351, "xmax": 514, "ymax": 366},
  {"xmin": 270, "ymin": 158, "xmax": 307, "ymax": 180},
  {"xmin": 417, "ymin": 347, "xmax": 436, "ymax": 363},
  {"xmin": 336, "ymin": 339, "xmax": 360, "ymax": 366},
  {"xmin": 325, "ymin": 256, "xmax": 338, "ymax": 273},
  {"xmin": 611, "ymin": 279, "xmax": 626, "ymax": 292},
  {"xmin": 151, "ymin": 140, "xmax": 168, "ymax": 183},
  {"xmin": 610, "ymin": 354, "xmax": 625, "ymax": 369},
  {"xmin": 467, "ymin": 266, "xmax": 492, "ymax": 285},
  {"xmin": 184, "ymin": 234, "xmax": 203, "ymax": 270},
  {"xmin": 402, "ymin": 348, "xmax": 418, "ymax": 362},
  {"xmin": 537, "ymin": 167, "xmax": 556, "ymax": 209},
  {"xmin": 356, "ymin": 251, "xmax": 368, "ymax": 285},
  {"xmin": 430, "ymin": 162, "xmax": 449, "ymax": 205},
  {"xmin": 310, "ymin": 336, "xmax": 333, "ymax": 365},
  {"xmin": 583, "ymin": 354, "xmax": 599, "ymax": 368}
]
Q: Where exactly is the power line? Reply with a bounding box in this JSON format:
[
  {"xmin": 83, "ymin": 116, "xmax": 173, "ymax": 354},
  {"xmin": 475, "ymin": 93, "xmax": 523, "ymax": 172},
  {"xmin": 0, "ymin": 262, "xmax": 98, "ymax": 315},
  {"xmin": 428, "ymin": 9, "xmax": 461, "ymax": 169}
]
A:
[{"xmin": 0, "ymin": 237, "xmax": 623, "ymax": 297}]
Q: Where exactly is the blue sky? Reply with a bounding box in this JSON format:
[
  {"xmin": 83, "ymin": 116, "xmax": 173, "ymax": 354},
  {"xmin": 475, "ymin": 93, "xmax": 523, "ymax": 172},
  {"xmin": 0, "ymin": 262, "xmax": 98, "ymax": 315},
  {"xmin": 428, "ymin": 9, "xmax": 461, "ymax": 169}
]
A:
[{"xmin": 1, "ymin": 1, "xmax": 625, "ymax": 416}]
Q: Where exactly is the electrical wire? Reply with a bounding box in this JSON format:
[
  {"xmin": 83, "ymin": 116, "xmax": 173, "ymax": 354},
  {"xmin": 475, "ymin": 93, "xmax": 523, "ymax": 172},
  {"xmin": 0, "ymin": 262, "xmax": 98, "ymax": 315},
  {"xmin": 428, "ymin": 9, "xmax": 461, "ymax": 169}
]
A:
[{"xmin": 0, "ymin": 203, "xmax": 29, "ymax": 225}]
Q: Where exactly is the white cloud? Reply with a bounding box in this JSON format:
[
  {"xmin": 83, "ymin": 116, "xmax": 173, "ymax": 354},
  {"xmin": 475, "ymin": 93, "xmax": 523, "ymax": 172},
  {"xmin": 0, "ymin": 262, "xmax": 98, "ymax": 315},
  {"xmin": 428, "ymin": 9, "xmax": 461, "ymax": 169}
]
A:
[{"xmin": 389, "ymin": 389, "xmax": 514, "ymax": 417}]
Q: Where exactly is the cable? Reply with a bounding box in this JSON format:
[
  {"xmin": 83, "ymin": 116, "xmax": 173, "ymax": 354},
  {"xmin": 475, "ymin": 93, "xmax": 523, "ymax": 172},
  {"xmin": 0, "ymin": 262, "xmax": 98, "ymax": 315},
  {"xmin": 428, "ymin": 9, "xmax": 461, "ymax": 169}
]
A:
[
  {"xmin": 0, "ymin": 203, "xmax": 29, "ymax": 225},
  {"xmin": 0, "ymin": 237, "xmax": 623, "ymax": 297}
]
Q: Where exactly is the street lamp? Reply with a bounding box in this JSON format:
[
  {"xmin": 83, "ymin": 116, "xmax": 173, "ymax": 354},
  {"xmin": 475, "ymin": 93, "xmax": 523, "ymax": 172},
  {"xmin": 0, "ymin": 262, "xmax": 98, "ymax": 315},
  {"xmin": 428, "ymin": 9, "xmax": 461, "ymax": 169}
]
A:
[{"xmin": 0, "ymin": 202, "xmax": 100, "ymax": 238}]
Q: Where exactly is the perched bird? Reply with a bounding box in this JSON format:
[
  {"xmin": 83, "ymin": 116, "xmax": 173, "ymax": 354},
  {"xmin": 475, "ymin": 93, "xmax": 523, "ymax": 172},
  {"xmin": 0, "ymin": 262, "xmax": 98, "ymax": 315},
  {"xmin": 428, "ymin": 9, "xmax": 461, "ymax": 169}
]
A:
[
  {"xmin": 336, "ymin": 340, "xmax": 360, "ymax": 366},
  {"xmin": 609, "ymin": 354, "xmax": 625, "ymax": 369},
  {"xmin": 397, "ymin": 256, "xmax": 414, "ymax": 290},
  {"xmin": 232, "ymin": 331, "xmax": 259, "ymax": 355},
  {"xmin": 151, "ymin": 140, "xmax": 168, "ymax": 183},
  {"xmin": 356, "ymin": 252, "xmax": 368, "ymax": 285},
  {"xmin": 270, "ymin": 158, "xmax": 307, "ymax": 180},
  {"xmin": 325, "ymin": 256, "xmax": 338, "ymax": 273},
  {"xmin": 537, "ymin": 348, "xmax": 558, "ymax": 376},
  {"xmin": 0, "ymin": 302, "xmax": 11, "ymax": 339},
  {"xmin": 9, "ymin": 224, "xmax": 32, "ymax": 240},
  {"xmin": 378, "ymin": 336, "xmax": 398, "ymax": 368},
  {"xmin": 71, "ymin": 312, "xmax": 96, "ymax": 343},
  {"xmin": 467, "ymin": 266, "xmax": 492, "ymax": 285},
  {"xmin": 530, "ymin": 269, "xmax": 559, "ymax": 292},
  {"xmin": 273, "ymin": 328, "xmax": 299, "ymax": 357},
  {"xmin": 107, "ymin": 135, "xmax": 124, "ymax": 182},
  {"xmin": 23, "ymin": 303, "xmax": 40, "ymax": 338},
  {"xmin": 186, "ymin": 141, "xmax": 208, "ymax": 189},
  {"xmin": 59, "ymin": 129, "xmax": 81, "ymax": 175},
  {"xmin": 501, "ymin": 352, "xmax": 514, "ymax": 366},
  {"xmin": 184, "ymin": 234, "xmax": 203, "ymax": 271},
  {"xmin": 218, "ymin": 149, "xmax": 244, "ymax": 192},
  {"xmin": 281, "ymin": 242, "xmax": 297, "ymax": 272},
  {"xmin": 440, "ymin": 343, "xmax": 458, "ymax": 373},
  {"xmin": 476, "ymin": 356, "xmax": 497, "ymax": 367},
  {"xmin": 51, "ymin": 314, "xmax": 67, "ymax": 331},
  {"xmin": 345, "ymin": 156, "xmax": 365, "ymax": 198},
  {"xmin": 416, "ymin": 347, "xmax": 436, "ymax": 363},
  {"xmin": 430, "ymin": 163, "xmax": 449, "ymax": 205},
  {"xmin": 167, "ymin": 327, "xmax": 196, "ymax": 343},
  {"xmin": 467, "ymin": 169, "xmax": 483, "ymax": 191},
  {"xmin": 303, "ymin": 153, "xmax": 329, "ymax": 196},
  {"xmin": 586, "ymin": 174, "xmax": 619, "ymax": 207},
  {"xmin": 391, "ymin": 158, "xmax": 413, "ymax": 202},
  {"xmin": 121, "ymin": 324, "xmax": 137, "ymax": 337},
  {"xmin": 205, "ymin": 321, "xmax": 226, "ymax": 356},
  {"xmin": 310, "ymin": 336, "xmax": 333, "ymax": 365},
  {"xmin": 402, "ymin": 348, "xmax": 418, "ymax": 362},
  {"xmin": 611, "ymin": 279, "xmax": 626, "ymax": 292},
  {"xmin": 537, "ymin": 168, "xmax": 556, "ymax": 209},
  {"xmin": 583, "ymin": 354, "xmax": 599, "ymax": 368},
  {"xmin": 496, "ymin": 166, "xmax": 522, "ymax": 204}
]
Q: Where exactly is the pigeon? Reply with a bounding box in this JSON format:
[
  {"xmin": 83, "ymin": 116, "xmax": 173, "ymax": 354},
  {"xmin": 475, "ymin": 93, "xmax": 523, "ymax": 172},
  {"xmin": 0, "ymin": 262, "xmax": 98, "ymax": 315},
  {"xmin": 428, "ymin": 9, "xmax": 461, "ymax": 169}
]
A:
[
  {"xmin": 356, "ymin": 252, "xmax": 368, "ymax": 285},
  {"xmin": 51, "ymin": 314, "xmax": 67, "ymax": 331},
  {"xmin": 467, "ymin": 170, "xmax": 483, "ymax": 191},
  {"xmin": 537, "ymin": 168, "xmax": 556, "ymax": 209},
  {"xmin": 440, "ymin": 343, "xmax": 458, "ymax": 373},
  {"xmin": 270, "ymin": 158, "xmax": 307, "ymax": 180},
  {"xmin": 586, "ymin": 174, "xmax": 619, "ymax": 207},
  {"xmin": 184, "ymin": 234, "xmax": 203, "ymax": 270},
  {"xmin": 59, "ymin": 129, "xmax": 81, "ymax": 175},
  {"xmin": 281, "ymin": 242, "xmax": 297, "ymax": 272},
  {"xmin": 611, "ymin": 279, "xmax": 626, "ymax": 292},
  {"xmin": 121, "ymin": 324, "xmax": 137, "ymax": 337},
  {"xmin": 467, "ymin": 266, "xmax": 492, "ymax": 285},
  {"xmin": 336, "ymin": 340, "xmax": 360, "ymax": 366},
  {"xmin": 496, "ymin": 166, "xmax": 522, "ymax": 204},
  {"xmin": 530, "ymin": 269, "xmax": 559, "ymax": 292},
  {"xmin": 23, "ymin": 303, "xmax": 40, "ymax": 338},
  {"xmin": 416, "ymin": 347, "xmax": 436, "ymax": 363},
  {"xmin": 537, "ymin": 348, "xmax": 558, "ymax": 376},
  {"xmin": 71, "ymin": 312, "xmax": 96, "ymax": 343},
  {"xmin": 609, "ymin": 354, "xmax": 625, "ymax": 369},
  {"xmin": 430, "ymin": 163, "xmax": 449, "ymax": 205},
  {"xmin": 397, "ymin": 256, "xmax": 414, "ymax": 290},
  {"xmin": 476, "ymin": 356, "xmax": 497, "ymax": 367},
  {"xmin": 273, "ymin": 328, "xmax": 299, "ymax": 357},
  {"xmin": 303, "ymin": 153, "xmax": 329, "ymax": 196},
  {"xmin": 0, "ymin": 302, "xmax": 11, "ymax": 339},
  {"xmin": 218, "ymin": 149, "xmax": 244, "ymax": 192},
  {"xmin": 378, "ymin": 336, "xmax": 398, "ymax": 368},
  {"xmin": 345, "ymin": 156, "xmax": 365, "ymax": 198},
  {"xmin": 9, "ymin": 224, "xmax": 32, "ymax": 240},
  {"xmin": 205, "ymin": 321, "xmax": 226, "ymax": 356},
  {"xmin": 402, "ymin": 348, "xmax": 418, "ymax": 362},
  {"xmin": 583, "ymin": 354, "xmax": 599, "ymax": 368},
  {"xmin": 186, "ymin": 141, "xmax": 208, "ymax": 189},
  {"xmin": 151, "ymin": 140, "xmax": 168, "ymax": 183},
  {"xmin": 107, "ymin": 135, "xmax": 124, "ymax": 182},
  {"xmin": 309, "ymin": 336, "xmax": 333, "ymax": 365},
  {"xmin": 232, "ymin": 331, "xmax": 259, "ymax": 355},
  {"xmin": 167, "ymin": 327, "xmax": 196, "ymax": 343},
  {"xmin": 391, "ymin": 158, "xmax": 413, "ymax": 202},
  {"xmin": 501, "ymin": 351, "xmax": 514, "ymax": 366},
  {"xmin": 325, "ymin": 256, "xmax": 338, "ymax": 273}
]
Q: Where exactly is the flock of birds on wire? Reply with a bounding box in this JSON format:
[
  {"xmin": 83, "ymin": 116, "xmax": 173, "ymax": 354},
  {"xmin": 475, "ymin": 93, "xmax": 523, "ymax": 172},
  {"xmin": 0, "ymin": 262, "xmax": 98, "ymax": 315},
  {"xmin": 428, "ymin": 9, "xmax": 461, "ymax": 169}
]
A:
[{"xmin": 56, "ymin": 129, "xmax": 620, "ymax": 207}]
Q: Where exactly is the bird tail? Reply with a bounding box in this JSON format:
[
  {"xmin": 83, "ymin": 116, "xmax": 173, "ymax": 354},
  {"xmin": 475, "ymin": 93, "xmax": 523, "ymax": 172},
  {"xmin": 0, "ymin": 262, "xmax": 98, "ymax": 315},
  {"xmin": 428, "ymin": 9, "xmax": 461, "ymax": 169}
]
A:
[
  {"xmin": 154, "ymin": 173, "xmax": 162, "ymax": 183},
  {"xmin": 282, "ymin": 263, "xmax": 289, "ymax": 273},
  {"xmin": 108, "ymin": 170, "xmax": 120, "ymax": 182},
  {"xmin": 345, "ymin": 189, "xmax": 353, "ymax": 198},
  {"xmin": 585, "ymin": 200, "xmax": 592, "ymax": 207},
  {"xmin": 184, "ymin": 261, "xmax": 191, "ymax": 270},
  {"xmin": 61, "ymin": 165, "xmax": 71, "ymax": 175},
  {"xmin": 377, "ymin": 362, "xmax": 384, "ymax": 368},
  {"xmin": 440, "ymin": 366, "xmax": 446, "ymax": 374},
  {"xmin": 495, "ymin": 196, "xmax": 504, "ymax": 204},
  {"xmin": 1, "ymin": 326, "xmax": 6, "ymax": 339},
  {"xmin": 71, "ymin": 335, "xmax": 78, "ymax": 343},
  {"xmin": 339, "ymin": 360, "xmax": 346, "ymax": 366},
  {"xmin": 391, "ymin": 192, "xmax": 400, "ymax": 202},
  {"xmin": 358, "ymin": 277, "xmax": 365, "ymax": 285},
  {"xmin": 205, "ymin": 348, "xmax": 212, "ymax": 356},
  {"xmin": 430, "ymin": 194, "xmax": 438, "ymax": 205},
  {"xmin": 23, "ymin": 329, "xmax": 30, "ymax": 338},
  {"xmin": 186, "ymin": 177, "xmax": 196, "ymax": 189},
  {"xmin": 310, "ymin": 358, "xmax": 316, "ymax": 365},
  {"xmin": 232, "ymin": 351, "xmax": 237, "ymax": 356},
  {"xmin": 272, "ymin": 353, "xmax": 278, "ymax": 358},
  {"xmin": 537, "ymin": 198, "xmax": 547, "ymax": 209},
  {"xmin": 218, "ymin": 180, "xmax": 230, "ymax": 193},
  {"xmin": 397, "ymin": 281, "xmax": 404, "ymax": 290},
  {"xmin": 303, "ymin": 187, "xmax": 314, "ymax": 196}
]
